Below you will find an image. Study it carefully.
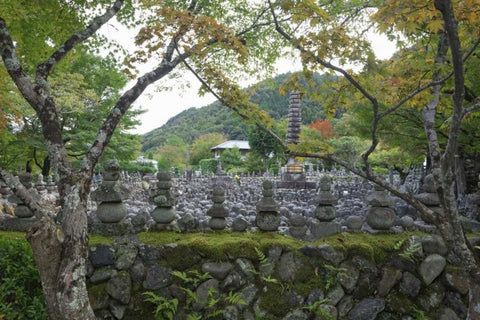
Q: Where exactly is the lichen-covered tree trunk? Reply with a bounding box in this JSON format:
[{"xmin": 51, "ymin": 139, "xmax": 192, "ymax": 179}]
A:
[{"xmin": 26, "ymin": 183, "xmax": 95, "ymax": 320}]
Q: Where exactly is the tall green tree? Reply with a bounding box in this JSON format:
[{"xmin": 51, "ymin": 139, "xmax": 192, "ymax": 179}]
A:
[
  {"xmin": 189, "ymin": 133, "xmax": 226, "ymax": 165},
  {"xmin": 0, "ymin": 0, "xmax": 280, "ymax": 318}
]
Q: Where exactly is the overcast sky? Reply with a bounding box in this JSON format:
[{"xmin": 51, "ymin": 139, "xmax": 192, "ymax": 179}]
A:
[{"xmin": 100, "ymin": 21, "xmax": 396, "ymax": 136}]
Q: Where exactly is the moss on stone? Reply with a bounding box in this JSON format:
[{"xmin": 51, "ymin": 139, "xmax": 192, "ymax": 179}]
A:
[{"xmin": 0, "ymin": 231, "xmax": 27, "ymax": 240}]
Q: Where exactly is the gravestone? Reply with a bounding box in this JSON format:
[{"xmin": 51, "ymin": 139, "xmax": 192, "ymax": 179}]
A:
[
  {"xmin": 310, "ymin": 175, "xmax": 340, "ymax": 238},
  {"xmin": 207, "ymin": 184, "xmax": 229, "ymax": 230},
  {"xmin": 366, "ymin": 184, "xmax": 396, "ymax": 230},
  {"xmin": 150, "ymin": 171, "xmax": 176, "ymax": 230},
  {"xmin": 414, "ymin": 174, "xmax": 441, "ymax": 224},
  {"xmin": 256, "ymin": 180, "xmax": 280, "ymax": 231},
  {"xmin": 91, "ymin": 159, "xmax": 128, "ymax": 223}
]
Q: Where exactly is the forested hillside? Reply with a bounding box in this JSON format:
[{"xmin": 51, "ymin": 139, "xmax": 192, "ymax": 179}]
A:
[{"xmin": 142, "ymin": 73, "xmax": 332, "ymax": 152}]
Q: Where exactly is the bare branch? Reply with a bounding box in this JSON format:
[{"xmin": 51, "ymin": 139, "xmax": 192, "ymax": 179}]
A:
[
  {"xmin": 180, "ymin": 54, "xmax": 287, "ymax": 149},
  {"xmin": 290, "ymin": 151, "xmax": 438, "ymax": 222},
  {"xmin": 463, "ymin": 102, "xmax": 480, "ymax": 119},
  {"xmin": 36, "ymin": 0, "xmax": 125, "ymax": 82}
]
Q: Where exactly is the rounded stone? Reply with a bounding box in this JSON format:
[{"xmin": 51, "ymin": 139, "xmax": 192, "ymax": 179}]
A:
[
  {"xmin": 366, "ymin": 207, "xmax": 396, "ymax": 230},
  {"xmin": 96, "ymin": 202, "xmax": 127, "ymax": 223},
  {"xmin": 290, "ymin": 214, "xmax": 305, "ymax": 227},
  {"xmin": 400, "ymin": 215, "xmax": 414, "ymax": 228},
  {"xmin": 156, "ymin": 181, "xmax": 172, "ymax": 189},
  {"xmin": 231, "ymin": 217, "xmax": 248, "ymax": 232},
  {"xmin": 262, "ymin": 180, "xmax": 273, "ymax": 190},
  {"xmin": 423, "ymin": 174, "xmax": 436, "ymax": 193},
  {"xmin": 212, "ymin": 186, "xmax": 224, "ymax": 196},
  {"xmin": 156, "ymin": 171, "xmax": 171, "ymax": 181},
  {"xmin": 314, "ymin": 206, "xmax": 336, "ymax": 221},
  {"xmin": 209, "ymin": 217, "xmax": 227, "ymax": 230},
  {"xmin": 256, "ymin": 212, "xmax": 280, "ymax": 231},
  {"xmin": 151, "ymin": 207, "xmax": 176, "ymax": 224},
  {"xmin": 346, "ymin": 216, "xmax": 363, "ymax": 230},
  {"xmin": 14, "ymin": 204, "xmax": 34, "ymax": 218},
  {"xmin": 319, "ymin": 175, "xmax": 332, "ymax": 191}
]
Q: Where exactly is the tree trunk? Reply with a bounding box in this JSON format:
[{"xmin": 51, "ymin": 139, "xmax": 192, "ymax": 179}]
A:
[{"xmin": 26, "ymin": 184, "xmax": 95, "ymax": 320}]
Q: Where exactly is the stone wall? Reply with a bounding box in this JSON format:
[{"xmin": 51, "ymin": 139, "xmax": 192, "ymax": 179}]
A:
[{"xmin": 86, "ymin": 232, "xmax": 473, "ymax": 320}]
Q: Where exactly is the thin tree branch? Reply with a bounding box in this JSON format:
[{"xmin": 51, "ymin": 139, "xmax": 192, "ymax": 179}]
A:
[{"xmin": 36, "ymin": 0, "xmax": 125, "ymax": 82}]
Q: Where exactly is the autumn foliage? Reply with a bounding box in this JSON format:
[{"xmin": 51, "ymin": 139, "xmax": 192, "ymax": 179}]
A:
[{"xmin": 310, "ymin": 117, "xmax": 334, "ymax": 139}]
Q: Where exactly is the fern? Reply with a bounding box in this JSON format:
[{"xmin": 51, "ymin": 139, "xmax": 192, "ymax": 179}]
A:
[
  {"xmin": 254, "ymin": 247, "xmax": 270, "ymax": 269},
  {"xmin": 187, "ymin": 313, "xmax": 202, "ymax": 320},
  {"xmin": 225, "ymin": 291, "xmax": 247, "ymax": 306},
  {"xmin": 394, "ymin": 239, "xmax": 406, "ymax": 250},
  {"xmin": 399, "ymin": 239, "xmax": 422, "ymax": 262},
  {"xmin": 303, "ymin": 298, "xmax": 333, "ymax": 319},
  {"xmin": 324, "ymin": 265, "xmax": 346, "ymax": 291},
  {"xmin": 143, "ymin": 291, "xmax": 178, "ymax": 320}
]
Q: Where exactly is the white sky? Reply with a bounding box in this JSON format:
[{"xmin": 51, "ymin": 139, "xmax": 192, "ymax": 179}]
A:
[{"xmin": 100, "ymin": 20, "xmax": 396, "ymax": 136}]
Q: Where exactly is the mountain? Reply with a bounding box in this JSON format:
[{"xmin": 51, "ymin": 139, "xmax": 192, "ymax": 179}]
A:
[{"xmin": 142, "ymin": 72, "xmax": 332, "ymax": 152}]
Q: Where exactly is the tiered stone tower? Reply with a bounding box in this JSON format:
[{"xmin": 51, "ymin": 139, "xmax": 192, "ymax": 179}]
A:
[
  {"xmin": 150, "ymin": 171, "xmax": 176, "ymax": 229},
  {"xmin": 366, "ymin": 184, "xmax": 396, "ymax": 230},
  {"xmin": 91, "ymin": 159, "xmax": 128, "ymax": 223},
  {"xmin": 256, "ymin": 180, "xmax": 280, "ymax": 231},
  {"xmin": 277, "ymin": 92, "xmax": 315, "ymax": 189},
  {"xmin": 207, "ymin": 184, "xmax": 229, "ymax": 230},
  {"xmin": 310, "ymin": 175, "xmax": 340, "ymax": 238}
]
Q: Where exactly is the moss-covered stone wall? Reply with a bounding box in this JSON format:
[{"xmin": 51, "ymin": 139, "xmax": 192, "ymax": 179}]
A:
[{"xmin": 85, "ymin": 231, "xmax": 474, "ymax": 320}]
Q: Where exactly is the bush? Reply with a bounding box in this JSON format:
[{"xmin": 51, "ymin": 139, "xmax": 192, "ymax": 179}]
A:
[
  {"xmin": 199, "ymin": 158, "xmax": 219, "ymax": 174},
  {"xmin": 0, "ymin": 237, "xmax": 47, "ymax": 319},
  {"xmin": 119, "ymin": 161, "xmax": 156, "ymax": 174}
]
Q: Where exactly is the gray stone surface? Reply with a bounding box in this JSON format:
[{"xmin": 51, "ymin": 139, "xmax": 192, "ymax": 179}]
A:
[
  {"xmin": 143, "ymin": 265, "xmax": 170, "ymax": 290},
  {"xmin": 90, "ymin": 267, "xmax": 117, "ymax": 285},
  {"xmin": 347, "ymin": 298, "xmax": 385, "ymax": 320},
  {"xmin": 399, "ymin": 271, "xmax": 421, "ymax": 297},
  {"xmin": 202, "ymin": 262, "xmax": 233, "ymax": 280},
  {"xmin": 106, "ymin": 271, "xmax": 131, "ymax": 304},
  {"xmin": 89, "ymin": 245, "xmax": 115, "ymax": 267},
  {"xmin": 377, "ymin": 267, "xmax": 402, "ymax": 297},
  {"xmin": 419, "ymin": 254, "xmax": 446, "ymax": 285}
]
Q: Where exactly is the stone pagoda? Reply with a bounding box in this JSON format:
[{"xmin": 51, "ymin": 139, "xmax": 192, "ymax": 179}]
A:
[
  {"xmin": 277, "ymin": 91, "xmax": 315, "ymax": 189},
  {"xmin": 256, "ymin": 180, "xmax": 280, "ymax": 231},
  {"xmin": 150, "ymin": 170, "xmax": 177, "ymax": 229},
  {"xmin": 207, "ymin": 184, "xmax": 229, "ymax": 230},
  {"xmin": 91, "ymin": 159, "xmax": 128, "ymax": 223},
  {"xmin": 309, "ymin": 175, "xmax": 340, "ymax": 238},
  {"xmin": 365, "ymin": 184, "xmax": 396, "ymax": 231}
]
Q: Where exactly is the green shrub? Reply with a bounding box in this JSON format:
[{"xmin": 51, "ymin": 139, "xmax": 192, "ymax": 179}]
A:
[
  {"xmin": 119, "ymin": 161, "xmax": 156, "ymax": 174},
  {"xmin": 199, "ymin": 158, "xmax": 219, "ymax": 174},
  {"xmin": 0, "ymin": 237, "xmax": 47, "ymax": 320}
]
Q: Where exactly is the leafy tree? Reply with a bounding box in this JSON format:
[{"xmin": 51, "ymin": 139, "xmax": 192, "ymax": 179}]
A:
[
  {"xmin": 0, "ymin": 0, "xmax": 281, "ymax": 318},
  {"xmin": 189, "ymin": 133, "xmax": 225, "ymax": 165},
  {"xmin": 244, "ymin": 152, "xmax": 265, "ymax": 173},
  {"xmin": 219, "ymin": 147, "xmax": 243, "ymax": 172},
  {"xmin": 259, "ymin": 1, "xmax": 480, "ymax": 317},
  {"xmin": 247, "ymin": 120, "xmax": 286, "ymax": 160},
  {"xmin": 310, "ymin": 117, "xmax": 334, "ymax": 139}
]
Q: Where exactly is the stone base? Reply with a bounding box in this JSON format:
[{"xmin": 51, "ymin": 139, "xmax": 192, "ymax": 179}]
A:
[
  {"xmin": 290, "ymin": 225, "xmax": 307, "ymax": 238},
  {"xmin": 277, "ymin": 172, "xmax": 316, "ymax": 189},
  {"xmin": 309, "ymin": 220, "xmax": 340, "ymax": 239},
  {"xmin": 89, "ymin": 221, "xmax": 130, "ymax": 236},
  {"xmin": 256, "ymin": 212, "xmax": 280, "ymax": 231},
  {"xmin": 150, "ymin": 222, "xmax": 178, "ymax": 232},
  {"xmin": 0, "ymin": 216, "xmax": 36, "ymax": 231},
  {"xmin": 209, "ymin": 217, "xmax": 227, "ymax": 230},
  {"xmin": 96, "ymin": 202, "xmax": 127, "ymax": 223}
]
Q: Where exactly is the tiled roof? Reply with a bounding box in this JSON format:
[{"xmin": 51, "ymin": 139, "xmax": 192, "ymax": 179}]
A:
[{"xmin": 211, "ymin": 140, "xmax": 250, "ymax": 150}]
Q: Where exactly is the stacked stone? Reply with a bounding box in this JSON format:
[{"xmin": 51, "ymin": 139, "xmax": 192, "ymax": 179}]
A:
[
  {"xmin": 310, "ymin": 175, "xmax": 340, "ymax": 238},
  {"xmin": 8, "ymin": 173, "xmax": 34, "ymax": 219},
  {"xmin": 286, "ymin": 91, "xmax": 301, "ymax": 145},
  {"xmin": 35, "ymin": 173, "xmax": 46, "ymax": 192},
  {"xmin": 150, "ymin": 171, "xmax": 176, "ymax": 229},
  {"xmin": 46, "ymin": 175, "xmax": 56, "ymax": 193},
  {"xmin": 414, "ymin": 174, "xmax": 440, "ymax": 224},
  {"xmin": 289, "ymin": 214, "xmax": 307, "ymax": 238},
  {"xmin": 207, "ymin": 185, "xmax": 229, "ymax": 230},
  {"xmin": 0, "ymin": 180, "xmax": 11, "ymax": 197},
  {"xmin": 255, "ymin": 180, "xmax": 280, "ymax": 231},
  {"xmin": 91, "ymin": 159, "xmax": 128, "ymax": 223},
  {"xmin": 366, "ymin": 184, "xmax": 396, "ymax": 230}
]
